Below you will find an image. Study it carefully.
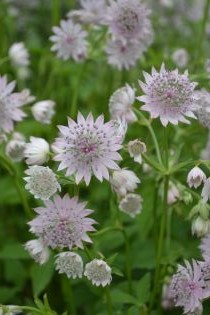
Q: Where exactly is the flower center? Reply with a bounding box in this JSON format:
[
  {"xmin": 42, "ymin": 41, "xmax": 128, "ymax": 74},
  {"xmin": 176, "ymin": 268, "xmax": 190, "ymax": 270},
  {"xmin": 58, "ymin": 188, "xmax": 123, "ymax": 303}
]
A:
[
  {"xmin": 117, "ymin": 8, "xmax": 139, "ymax": 34},
  {"xmin": 65, "ymin": 36, "xmax": 73, "ymax": 45},
  {"xmin": 80, "ymin": 143, "xmax": 96, "ymax": 154}
]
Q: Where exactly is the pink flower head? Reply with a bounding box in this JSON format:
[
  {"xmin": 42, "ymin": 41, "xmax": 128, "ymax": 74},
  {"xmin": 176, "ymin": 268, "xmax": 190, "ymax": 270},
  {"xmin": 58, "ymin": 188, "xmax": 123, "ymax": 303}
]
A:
[
  {"xmin": 137, "ymin": 64, "xmax": 198, "ymax": 126},
  {"xmin": 53, "ymin": 113, "xmax": 122, "ymax": 185},
  {"xmin": 105, "ymin": 0, "xmax": 153, "ymax": 45},
  {"xmin": 50, "ymin": 19, "xmax": 88, "ymax": 61},
  {"xmin": 169, "ymin": 260, "xmax": 205, "ymax": 314},
  {"xmin": 28, "ymin": 194, "xmax": 96, "ymax": 250},
  {"xmin": 0, "ymin": 76, "xmax": 33, "ymax": 133},
  {"xmin": 105, "ymin": 39, "xmax": 145, "ymax": 70}
]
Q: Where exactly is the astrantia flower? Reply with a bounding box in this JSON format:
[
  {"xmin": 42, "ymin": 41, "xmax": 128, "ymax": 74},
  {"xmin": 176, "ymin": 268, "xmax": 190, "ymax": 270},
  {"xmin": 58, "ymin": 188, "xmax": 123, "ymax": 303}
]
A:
[
  {"xmin": 24, "ymin": 239, "xmax": 50, "ymax": 265},
  {"xmin": 194, "ymin": 89, "xmax": 210, "ymax": 128},
  {"xmin": 24, "ymin": 166, "xmax": 61, "ymax": 200},
  {"xmin": 168, "ymin": 260, "xmax": 205, "ymax": 314},
  {"xmin": 53, "ymin": 113, "xmax": 122, "ymax": 185},
  {"xmin": 137, "ymin": 64, "xmax": 197, "ymax": 126},
  {"xmin": 84, "ymin": 259, "xmax": 112, "ymax": 287},
  {"xmin": 55, "ymin": 252, "xmax": 83, "ymax": 279},
  {"xmin": 109, "ymin": 84, "xmax": 136, "ymax": 123},
  {"xmin": 32, "ymin": 100, "xmax": 55, "ymax": 124},
  {"xmin": 172, "ymin": 48, "xmax": 189, "ymax": 68},
  {"xmin": 29, "ymin": 194, "xmax": 96, "ymax": 249},
  {"xmin": 6, "ymin": 139, "xmax": 25, "ymax": 162},
  {"xmin": 192, "ymin": 216, "xmax": 210, "ymax": 237},
  {"xmin": 119, "ymin": 193, "xmax": 143, "ymax": 218},
  {"xmin": 105, "ymin": 39, "xmax": 145, "ymax": 70},
  {"xmin": 202, "ymin": 178, "xmax": 210, "ymax": 203},
  {"xmin": 105, "ymin": 0, "xmax": 153, "ymax": 45},
  {"xmin": 111, "ymin": 169, "xmax": 140, "ymax": 196},
  {"xmin": 0, "ymin": 76, "xmax": 33, "ymax": 134},
  {"xmin": 111, "ymin": 118, "xmax": 127, "ymax": 143},
  {"xmin": 24, "ymin": 137, "xmax": 50, "ymax": 165},
  {"xmin": 9, "ymin": 42, "xmax": 29, "ymax": 67},
  {"xmin": 68, "ymin": 0, "xmax": 107, "ymax": 25},
  {"xmin": 187, "ymin": 166, "xmax": 206, "ymax": 189},
  {"xmin": 128, "ymin": 139, "xmax": 147, "ymax": 164},
  {"xmin": 199, "ymin": 234, "xmax": 210, "ymax": 260},
  {"xmin": 50, "ymin": 19, "xmax": 88, "ymax": 61}
]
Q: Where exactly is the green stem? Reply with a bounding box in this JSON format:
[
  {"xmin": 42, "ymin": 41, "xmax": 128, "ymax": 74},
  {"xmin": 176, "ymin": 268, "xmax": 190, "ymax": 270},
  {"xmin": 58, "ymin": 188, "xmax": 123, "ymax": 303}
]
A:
[
  {"xmin": 166, "ymin": 208, "xmax": 172, "ymax": 252},
  {"xmin": 61, "ymin": 276, "xmax": 77, "ymax": 315},
  {"xmin": 51, "ymin": 0, "xmax": 60, "ymax": 25},
  {"xmin": 122, "ymin": 229, "xmax": 133, "ymax": 294},
  {"xmin": 0, "ymin": 153, "xmax": 31, "ymax": 218},
  {"xmin": 104, "ymin": 287, "xmax": 113, "ymax": 315},
  {"xmin": 134, "ymin": 109, "xmax": 163, "ymax": 165},
  {"xmin": 153, "ymin": 183, "xmax": 159, "ymax": 250}
]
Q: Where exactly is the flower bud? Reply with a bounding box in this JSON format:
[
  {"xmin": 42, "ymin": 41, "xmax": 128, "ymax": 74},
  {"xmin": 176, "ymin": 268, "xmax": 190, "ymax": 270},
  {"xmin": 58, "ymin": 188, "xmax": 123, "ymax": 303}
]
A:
[
  {"xmin": 111, "ymin": 169, "xmax": 140, "ymax": 197},
  {"xmin": 127, "ymin": 139, "xmax": 146, "ymax": 164},
  {"xmin": 32, "ymin": 100, "xmax": 55, "ymax": 124},
  {"xmin": 6, "ymin": 139, "xmax": 25, "ymax": 162},
  {"xmin": 24, "ymin": 137, "xmax": 50, "ymax": 165},
  {"xmin": 187, "ymin": 166, "xmax": 206, "ymax": 189},
  {"xmin": 192, "ymin": 216, "xmax": 210, "ymax": 237}
]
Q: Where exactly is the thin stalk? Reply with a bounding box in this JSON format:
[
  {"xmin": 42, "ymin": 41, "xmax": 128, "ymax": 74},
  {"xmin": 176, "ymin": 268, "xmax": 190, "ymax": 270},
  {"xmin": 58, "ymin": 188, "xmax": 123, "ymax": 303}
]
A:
[
  {"xmin": 122, "ymin": 229, "xmax": 133, "ymax": 294},
  {"xmin": 104, "ymin": 287, "xmax": 113, "ymax": 315},
  {"xmin": 51, "ymin": 0, "xmax": 60, "ymax": 25},
  {"xmin": 0, "ymin": 153, "xmax": 31, "ymax": 218},
  {"xmin": 61, "ymin": 276, "xmax": 77, "ymax": 315},
  {"xmin": 166, "ymin": 208, "xmax": 172, "ymax": 252},
  {"xmin": 153, "ymin": 184, "xmax": 159, "ymax": 250}
]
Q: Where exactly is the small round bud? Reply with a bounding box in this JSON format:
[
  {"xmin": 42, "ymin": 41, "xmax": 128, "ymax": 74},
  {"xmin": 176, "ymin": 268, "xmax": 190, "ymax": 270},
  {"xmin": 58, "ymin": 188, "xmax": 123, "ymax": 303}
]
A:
[
  {"xmin": 84, "ymin": 259, "xmax": 112, "ymax": 287},
  {"xmin": 111, "ymin": 169, "xmax": 140, "ymax": 197},
  {"xmin": 119, "ymin": 193, "xmax": 143, "ymax": 218},
  {"xmin": 6, "ymin": 139, "xmax": 25, "ymax": 162},
  {"xmin": 128, "ymin": 139, "xmax": 146, "ymax": 164},
  {"xmin": 192, "ymin": 216, "xmax": 210, "ymax": 237},
  {"xmin": 55, "ymin": 252, "xmax": 83, "ymax": 279},
  {"xmin": 187, "ymin": 166, "xmax": 206, "ymax": 189},
  {"xmin": 24, "ymin": 166, "xmax": 61, "ymax": 200},
  {"xmin": 171, "ymin": 48, "xmax": 189, "ymax": 68},
  {"xmin": 32, "ymin": 100, "xmax": 55, "ymax": 124},
  {"xmin": 9, "ymin": 42, "xmax": 29, "ymax": 67},
  {"xmin": 167, "ymin": 184, "xmax": 180, "ymax": 205}
]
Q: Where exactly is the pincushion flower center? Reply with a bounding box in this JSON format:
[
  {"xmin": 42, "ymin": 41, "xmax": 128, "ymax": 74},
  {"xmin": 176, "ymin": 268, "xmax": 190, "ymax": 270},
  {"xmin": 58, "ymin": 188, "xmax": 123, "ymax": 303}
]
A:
[
  {"xmin": 81, "ymin": 143, "xmax": 96, "ymax": 154},
  {"xmin": 65, "ymin": 36, "xmax": 74, "ymax": 44},
  {"xmin": 117, "ymin": 8, "xmax": 139, "ymax": 33}
]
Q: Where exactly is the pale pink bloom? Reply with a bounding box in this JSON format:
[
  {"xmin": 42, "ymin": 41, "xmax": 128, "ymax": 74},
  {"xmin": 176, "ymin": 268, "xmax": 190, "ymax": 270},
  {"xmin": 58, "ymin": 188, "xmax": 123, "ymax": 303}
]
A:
[
  {"xmin": 119, "ymin": 193, "xmax": 143, "ymax": 218},
  {"xmin": 68, "ymin": 0, "xmax": 108, "ymax": 25},
  {"xmin": 137, "ymin": 64, "xmax": 198, "ymax": 126},
  {"xmin": 55, "ymin": 252, "xmax": 83, "ymax": 279},
  {"xmin": 167, "ymin": 184, "xmax": 180, "ymax": 205},
  {"xmin": 187, "ymin": 166, "xmax": 206, "ymax": 189},
  {"xmin": 50, "ymin": 19, "xmax": 88, "ymax": 61},
  {"xmin": 172, "ymin": 48, "xmax": 189, "ymax": 68},
  {"xmin": 24, "ymin": 239, "xmax": 50, "ymax": 265},
  {"xmin": 31, "ymin": 100, "xmax": 55, "ymax": 124},
  {"xmin": 105, "ymin": 39, "xmax": 145, "ymax": 70},
  {"xmin": 105, "ymin": 0, "xmax": 153, "ymax": 45},
  {"xmin": 24, "ymin": 137, "xmax": 50, "ymax": 165},
  {"xmin": 0, "ymin": 76, "xmax": 33, "ymax": 133},
  {"xmin": 109, "ymin": 84, "xmax": 137, "ymax": 123},
  {"xmin": 84, "ymin": 259, "xmax": 112, "ymax": 287},
  {"xmin": 29, "ymin": 194, "xmax": 96, "ymax": 249},
  {"xmin": 9, "ymin": 42, "xmax": 29, "ymax": 67},
  {"xmin": 202, "ymin": 178, "xmax": 210, "ymax": 203},
  {"xmin": 200, "ymin": 234, "xmax": 210, "ymax": 260},
  {"xmin": 168, "ymin": 260, "xmax": 205, "ymax": 314},
  {"xmin": 111, "ymin": 169, "xmax": 140, "ymax": 196},
  {"xmin": 53, "ymin": 113, "xmax": 122, "ymax": 185}
]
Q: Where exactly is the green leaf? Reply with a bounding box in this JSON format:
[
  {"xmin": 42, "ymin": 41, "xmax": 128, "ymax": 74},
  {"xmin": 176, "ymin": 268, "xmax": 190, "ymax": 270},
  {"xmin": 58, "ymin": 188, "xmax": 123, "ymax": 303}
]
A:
[
  {"xmin": 136, "ymin": 273, "xmax": 151, "ymax": 304},
  {"xmin": 106, "ymin": 253, "xmax": 118, "ymax": 265},
  {"xmin": 31, "ymin": 256, "xmax": 54, "ymax": 296},
  {"xmin": 0, "ymin": 243, "xmax": 29, "ymax": 259},
  {"xmin": 111, "ymin": 289, "xmax": 140, "ymax": 306},
  {"xmin": 0, "ymin": 287, "xmax": 19, "ymax": 303},
  {"xmin": 111, "ymin": 266, "xmax": 124, "ymax": 277}
]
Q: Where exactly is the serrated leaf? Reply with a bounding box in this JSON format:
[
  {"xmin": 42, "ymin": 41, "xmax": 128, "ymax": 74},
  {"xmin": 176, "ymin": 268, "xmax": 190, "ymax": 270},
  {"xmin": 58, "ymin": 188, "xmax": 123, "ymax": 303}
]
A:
[
  {"xmin": 31, "ymin": 256, "xmax": 54, "ymax": 296},
  {"xmin": 136, "ymin": 273, "xmax": 151, "ymax": 304}
]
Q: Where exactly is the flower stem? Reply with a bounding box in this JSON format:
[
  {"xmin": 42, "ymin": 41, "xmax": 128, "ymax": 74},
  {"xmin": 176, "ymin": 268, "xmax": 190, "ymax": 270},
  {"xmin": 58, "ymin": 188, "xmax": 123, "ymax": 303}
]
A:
[
  {"xmin": 122, "ymin": 229, "xmax": 133, "ymax": 294},
  {"xmin": 104, "ymin": 287, "xmax": 113, "ymax": 315},
  {"xmin": 61, "ymin": 275, "xmax": 77, "ymax": 315}
]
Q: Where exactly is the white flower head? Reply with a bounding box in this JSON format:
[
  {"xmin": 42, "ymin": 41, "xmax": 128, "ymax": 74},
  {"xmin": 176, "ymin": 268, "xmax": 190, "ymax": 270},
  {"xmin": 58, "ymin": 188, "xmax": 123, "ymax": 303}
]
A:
[
  {"xmin": 202, "ymin": 178, "xmax": 210, "ymax": 203},
  {"xmin": 50, "ymin": 19, "xmax": 88, "ymax": 61},
  {"xmin": 24, "ymin": 166, "xmax": 61, "ymax": 200},
  {"xmin": 172, "ymin": 48, "xmax": 189, "ymax": 68},
  {"xmin": 24, "ymin": 239, "xmax": 50, "ymax": 265},
  {"xmin": 24, "ymin": 137, "xmax": 50, "ymax": 165},
  {"xmin": 8, "ymin": 42, "xmax": 29, "ymax": 67},
  {"xmin": 187, "ymin": 166, "xmax": 206, "ymax": 189},
  {"xmin": 32, "ymin": 100, "xmax": 55, "ymax": 124},
  {"xmin": 84, "ymin": 259, "xmax": 112, "ymax": 287},
  {"xmin": 128, "ymin": 139, "xmax": 147, "ymax": 164},
  {"xmin": 119, "ymin": 193, "xmax": 143, "ymax": 218},
  {"xmin": 109, "ymin": 84, "xmax": 136, "ymax": 123},
  {"xmin": 111, "ymin": 169, "xmax": 140, "ymax": 197},
  {"xmin": 55, "ymin": 252, "xmax": 83, "ymax": 279},
  {"xmin": 192, "ymin": 216, "xmax": 210, "ymax": 237},
  {"xmin": 6, "ymin": 139, "xmax": 25, "ymax": 162}
]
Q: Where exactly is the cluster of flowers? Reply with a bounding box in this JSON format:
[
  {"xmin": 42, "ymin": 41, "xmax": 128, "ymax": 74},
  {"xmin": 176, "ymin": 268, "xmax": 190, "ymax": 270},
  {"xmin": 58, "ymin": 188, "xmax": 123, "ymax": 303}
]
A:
[{"xmin": 50, "ymin": 0, "xmax": 154, "ymax": 70}]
